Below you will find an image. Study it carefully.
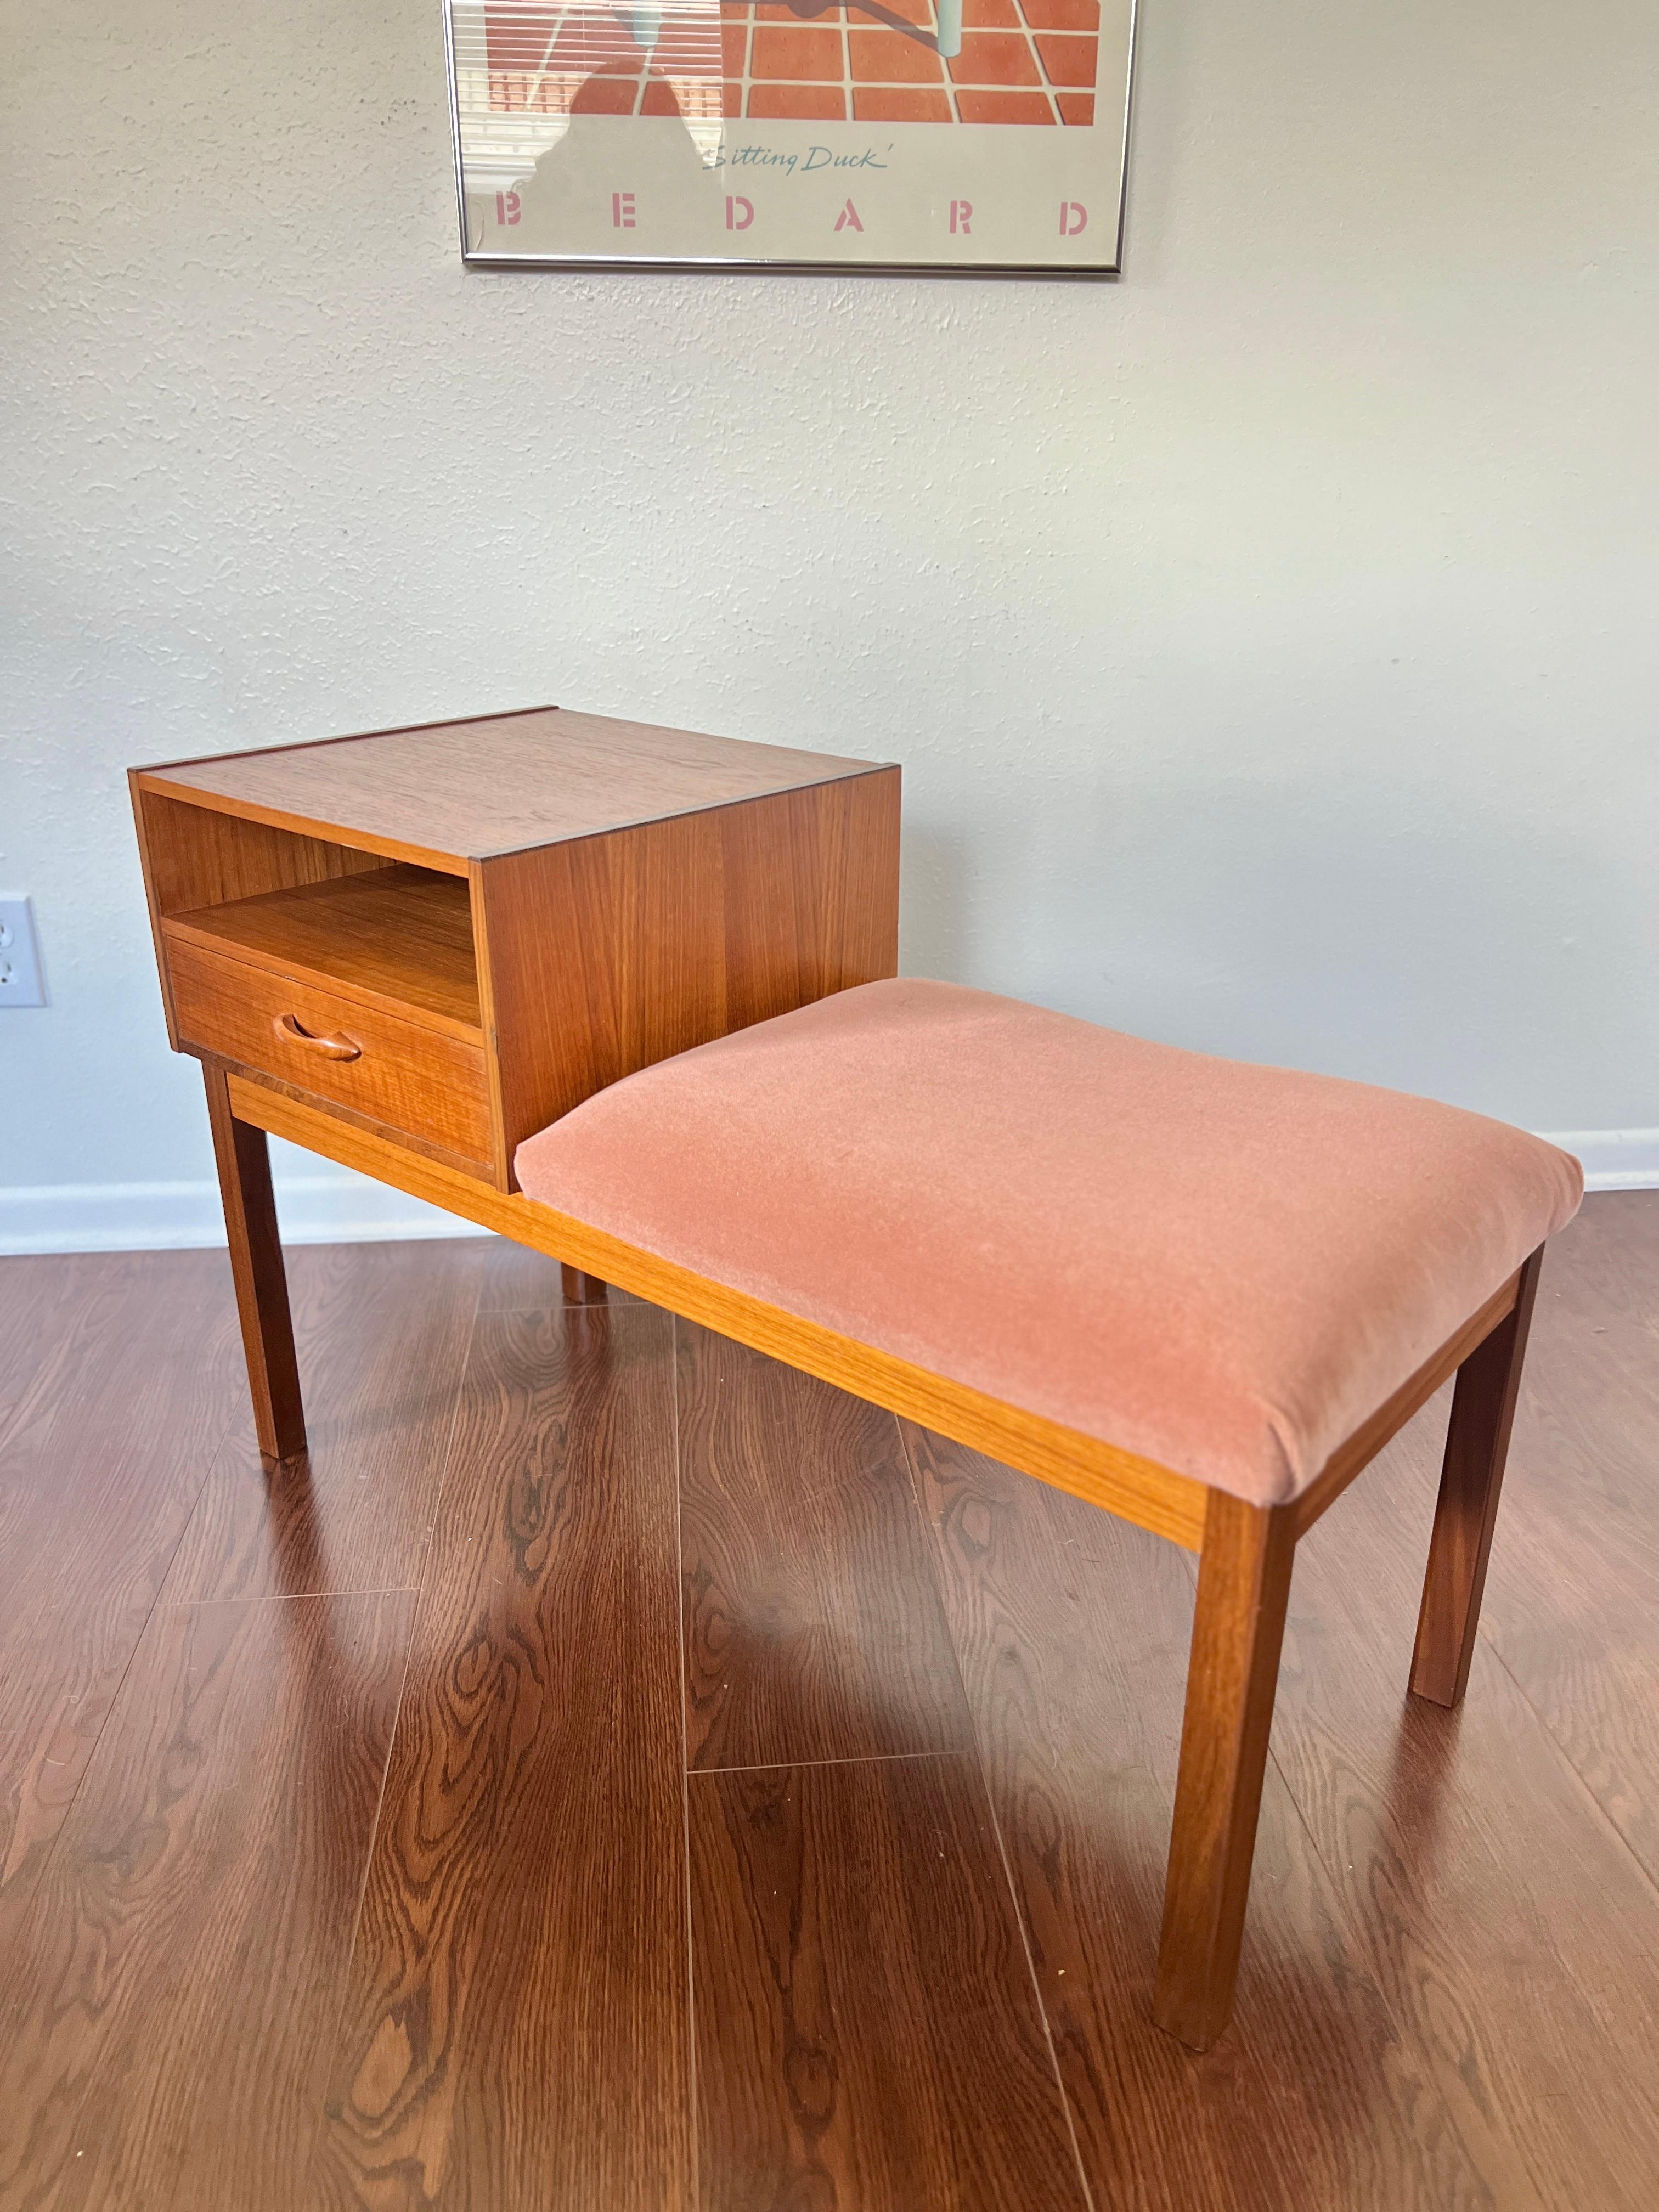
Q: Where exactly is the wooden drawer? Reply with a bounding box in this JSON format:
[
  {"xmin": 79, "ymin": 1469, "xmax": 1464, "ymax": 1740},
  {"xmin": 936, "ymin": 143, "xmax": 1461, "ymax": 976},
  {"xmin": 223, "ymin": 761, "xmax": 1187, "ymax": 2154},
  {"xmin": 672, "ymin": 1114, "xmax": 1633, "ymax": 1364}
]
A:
[{"xmin": 168, "ymin": 937, "xmax": 492, "ymax": 1165}]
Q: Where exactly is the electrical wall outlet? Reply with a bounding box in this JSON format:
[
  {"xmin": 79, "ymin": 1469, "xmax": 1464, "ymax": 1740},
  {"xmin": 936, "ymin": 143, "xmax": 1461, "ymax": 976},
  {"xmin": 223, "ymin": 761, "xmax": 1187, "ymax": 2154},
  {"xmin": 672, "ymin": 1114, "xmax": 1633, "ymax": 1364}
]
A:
[{"xmin": 0, "ymin": 896, "xmax": 47, "ymax": 1006}]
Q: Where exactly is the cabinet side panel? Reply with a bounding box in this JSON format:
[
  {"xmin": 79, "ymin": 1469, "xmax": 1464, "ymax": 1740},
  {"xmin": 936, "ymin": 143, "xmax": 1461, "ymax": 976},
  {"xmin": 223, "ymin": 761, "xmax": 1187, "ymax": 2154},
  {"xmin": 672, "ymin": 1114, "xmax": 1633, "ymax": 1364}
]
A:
[
  {"xmin": 731, "ymin": 763, "xmax": 900, "ymax": 1008},
  {"xmin": 477, "ymin": 769, "xmax": 901, "ymax": 1183},
  {"xmin": 130, "ymin": 770, "xmax": 182, "ymax": 1045}
]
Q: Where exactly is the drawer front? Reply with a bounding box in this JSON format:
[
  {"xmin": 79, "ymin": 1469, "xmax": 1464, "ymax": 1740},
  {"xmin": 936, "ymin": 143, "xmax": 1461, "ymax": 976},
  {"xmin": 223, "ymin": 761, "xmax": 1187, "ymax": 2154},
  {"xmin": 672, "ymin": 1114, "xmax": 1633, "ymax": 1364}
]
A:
[{"xmin": 169, "ymin": 938, "xmax": 492, "ymax": 1165}]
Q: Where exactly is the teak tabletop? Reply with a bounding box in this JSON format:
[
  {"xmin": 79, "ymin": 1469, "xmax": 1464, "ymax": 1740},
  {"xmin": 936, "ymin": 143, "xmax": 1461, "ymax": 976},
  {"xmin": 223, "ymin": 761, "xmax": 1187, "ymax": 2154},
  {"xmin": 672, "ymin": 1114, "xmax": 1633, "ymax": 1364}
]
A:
[{"xmin": 137, "ymin": 703, "xmax": 890, "ymax": 872}]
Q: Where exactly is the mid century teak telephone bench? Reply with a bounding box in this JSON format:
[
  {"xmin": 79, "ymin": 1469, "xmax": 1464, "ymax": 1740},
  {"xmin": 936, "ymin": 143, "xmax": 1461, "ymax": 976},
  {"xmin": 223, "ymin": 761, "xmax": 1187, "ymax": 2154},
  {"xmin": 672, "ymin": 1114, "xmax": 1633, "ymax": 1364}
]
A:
[{"xmin": 129, "ymin": 705, "xmax": 1581, "ymax": 2051}]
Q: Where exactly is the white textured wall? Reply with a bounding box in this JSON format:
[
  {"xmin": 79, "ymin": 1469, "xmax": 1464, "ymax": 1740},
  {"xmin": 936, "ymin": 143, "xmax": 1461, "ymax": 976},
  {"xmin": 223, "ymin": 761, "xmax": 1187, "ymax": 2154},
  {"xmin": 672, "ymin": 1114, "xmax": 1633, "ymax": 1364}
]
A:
[{"xmin": 3, "ymin": 0, "xmax": 1657, "ymax": 1248}]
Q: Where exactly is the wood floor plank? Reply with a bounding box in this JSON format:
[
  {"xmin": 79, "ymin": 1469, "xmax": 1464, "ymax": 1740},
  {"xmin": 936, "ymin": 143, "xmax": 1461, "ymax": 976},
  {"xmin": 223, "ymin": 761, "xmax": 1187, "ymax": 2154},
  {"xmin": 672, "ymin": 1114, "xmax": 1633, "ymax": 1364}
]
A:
[
  {"xmin": 678, "ymin": 1325, "xmax": 970, "ymax": 1771},
  {"xmin": 0, "ymin": 1255, "xmax": 87, "ymax": 1442},
  {"xmin": 3, "ymin": 1205, "xmax": 1657, "ymax": 2210},
  {"xmin": 1470, "ymin": 1197, "xmax": 1659, "ymax": 1882},
  {"xmin": 906, "ymin": 1421, "xmax": 1496, "ymax": 2212},
  {"xmin": 0, "ymin": 1588, "xmax": 414, "ymax": 2212},
  {"xmin": 0, "ymin": 1252, "xmax": 244, "ymax": 1961},
  {"xmin": 163, "ymin": 1238, "xmax": 484, "ymax": 1602},
  {"xmin": 0, "ymin": 1251, "xmax": 241, "ymax": 1610},
  {"xmin": 310, "ymin": 1298, "xmax": 691, "ymax": 2212},
  {"xmin": 1269, "ymin": 1407, "xmax": 1659, "ymax": 2211},
  {"xmin": 0, "ymin": 1624, "xmax": 149, "ymax": 1976},
  {"xmin": 690, "ymin": 1752, "xmax": 1087, "ymax": 2212},
  {"xmin": 475, "ymin": 1235, "xmax": 630, "ymax": 1310}
]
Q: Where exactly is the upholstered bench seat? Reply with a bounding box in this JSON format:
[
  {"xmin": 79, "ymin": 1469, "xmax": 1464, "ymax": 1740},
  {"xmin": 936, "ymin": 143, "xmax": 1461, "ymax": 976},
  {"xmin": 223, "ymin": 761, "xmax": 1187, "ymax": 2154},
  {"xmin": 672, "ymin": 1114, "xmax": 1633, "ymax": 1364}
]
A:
[
  {"xmin": 514, "ymin": 978, "xmax": 1581, "ymax": 1510},
  {"xmin": 512, "ymin": 976, "xmax": 1581, "ymax": 2051}
]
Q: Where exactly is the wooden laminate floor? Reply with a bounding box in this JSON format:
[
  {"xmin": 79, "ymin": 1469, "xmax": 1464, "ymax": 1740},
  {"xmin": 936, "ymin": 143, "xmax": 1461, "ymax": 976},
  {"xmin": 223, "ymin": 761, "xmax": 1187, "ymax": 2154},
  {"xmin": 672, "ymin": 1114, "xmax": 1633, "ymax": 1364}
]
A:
[{"xmin": 0, "ymin": 1197, "xmax": 1655, "ymax": 2210}]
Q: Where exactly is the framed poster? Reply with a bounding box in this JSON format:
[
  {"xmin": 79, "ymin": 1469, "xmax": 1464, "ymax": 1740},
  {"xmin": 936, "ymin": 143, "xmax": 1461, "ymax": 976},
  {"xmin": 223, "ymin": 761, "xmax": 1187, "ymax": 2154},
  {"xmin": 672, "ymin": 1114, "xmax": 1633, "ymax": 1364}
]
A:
[{"xmin": 444, "ymin": 0, "xmax": 1136, "ymax": 275}]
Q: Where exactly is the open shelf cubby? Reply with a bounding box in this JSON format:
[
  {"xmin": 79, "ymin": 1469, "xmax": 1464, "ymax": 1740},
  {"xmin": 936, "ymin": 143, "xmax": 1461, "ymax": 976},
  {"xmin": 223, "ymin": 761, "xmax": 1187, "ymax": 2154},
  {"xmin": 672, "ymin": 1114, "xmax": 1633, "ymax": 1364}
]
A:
[{"xmin": 163, "ymin": 864, "xmax": 480, "ymax": 1039}]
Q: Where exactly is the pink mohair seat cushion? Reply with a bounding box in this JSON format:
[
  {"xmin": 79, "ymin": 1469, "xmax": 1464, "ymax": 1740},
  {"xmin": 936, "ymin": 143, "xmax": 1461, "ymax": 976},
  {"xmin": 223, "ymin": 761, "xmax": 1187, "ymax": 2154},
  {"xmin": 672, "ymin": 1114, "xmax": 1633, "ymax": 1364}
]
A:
[{"xmin": 514, "ymin": 980, "xmax": 1583, "ymax": 1508}]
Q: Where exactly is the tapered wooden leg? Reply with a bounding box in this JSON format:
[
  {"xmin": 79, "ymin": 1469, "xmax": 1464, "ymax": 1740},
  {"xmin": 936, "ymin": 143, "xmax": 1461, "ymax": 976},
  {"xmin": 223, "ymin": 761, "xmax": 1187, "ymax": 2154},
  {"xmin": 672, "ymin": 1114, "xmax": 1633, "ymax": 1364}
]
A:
[
  {"xmin": 560, "ymin": 1263, "xmax": 610, "ymax": 1305},
  {"xmin": 1154, "ymin": 1493, "xmax": 1296, "ymax": 2050},
  {"xmin": 1409, "ymin": 1245, "xmax": 1545, "ymax": 1708},
  {"xmin": 202, "ymin": 1062, "xmax": 306, "ymax": 1463}
]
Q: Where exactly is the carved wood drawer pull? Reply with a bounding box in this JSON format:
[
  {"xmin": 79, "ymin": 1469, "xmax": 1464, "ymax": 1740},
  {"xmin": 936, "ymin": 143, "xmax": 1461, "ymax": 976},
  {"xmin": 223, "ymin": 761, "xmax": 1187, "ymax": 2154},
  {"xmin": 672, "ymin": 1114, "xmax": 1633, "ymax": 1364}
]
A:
[{"xmin": 273, "ymin": 1012, "xmax": 362, "ymax": 1062}]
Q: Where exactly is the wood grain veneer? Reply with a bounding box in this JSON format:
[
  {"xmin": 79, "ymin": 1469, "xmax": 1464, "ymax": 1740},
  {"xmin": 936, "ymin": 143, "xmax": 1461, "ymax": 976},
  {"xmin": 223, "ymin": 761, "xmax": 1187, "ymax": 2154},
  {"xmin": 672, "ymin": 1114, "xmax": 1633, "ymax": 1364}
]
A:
[
  {"xmin": 137, "ymin": 705, "xmax": 891, "ymax": 868},
  {"xmin": 212, "ymin": 1060, "xmax": 509, "ymax": 1184},
  {"xmin": 474, "ymin": 766, "xmax": 901, "ymax": 1177},
  {"xmin": 174, "ymin": 947, "xmax": 492, "ymax": 1165}
]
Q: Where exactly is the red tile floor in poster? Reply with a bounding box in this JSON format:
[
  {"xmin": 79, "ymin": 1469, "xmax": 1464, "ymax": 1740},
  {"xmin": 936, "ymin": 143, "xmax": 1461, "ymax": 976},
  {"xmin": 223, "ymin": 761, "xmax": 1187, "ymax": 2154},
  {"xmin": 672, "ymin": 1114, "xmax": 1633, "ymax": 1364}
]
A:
[{"xmin": 483, "ymin": 1, "xmax": 1102, "ymax": 128}]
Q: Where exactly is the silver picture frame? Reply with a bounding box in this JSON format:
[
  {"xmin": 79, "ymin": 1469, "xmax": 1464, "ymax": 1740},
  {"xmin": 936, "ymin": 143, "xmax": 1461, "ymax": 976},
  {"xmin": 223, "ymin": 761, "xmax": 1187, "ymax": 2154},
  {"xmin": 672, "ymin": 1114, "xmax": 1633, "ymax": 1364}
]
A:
[{"xmin": 442, "ymin": 0, "xmax": 1136, "ymax": 276}]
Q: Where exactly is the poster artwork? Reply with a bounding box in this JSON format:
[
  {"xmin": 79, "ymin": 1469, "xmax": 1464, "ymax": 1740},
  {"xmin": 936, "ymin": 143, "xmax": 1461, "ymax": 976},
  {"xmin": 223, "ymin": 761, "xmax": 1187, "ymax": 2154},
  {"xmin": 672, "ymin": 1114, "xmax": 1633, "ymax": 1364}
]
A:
[{"xmin": 445, "ymin": 0, "xmax": 1135, "ymax": 273}]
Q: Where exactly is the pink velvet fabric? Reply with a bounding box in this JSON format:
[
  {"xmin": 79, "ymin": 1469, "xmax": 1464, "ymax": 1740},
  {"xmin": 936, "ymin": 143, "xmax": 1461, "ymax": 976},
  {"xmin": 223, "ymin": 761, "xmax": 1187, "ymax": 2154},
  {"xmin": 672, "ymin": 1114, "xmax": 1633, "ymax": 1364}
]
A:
[{"xmin": 515, "ymin": 981, "xmax": 1582, "ymax": 1506}]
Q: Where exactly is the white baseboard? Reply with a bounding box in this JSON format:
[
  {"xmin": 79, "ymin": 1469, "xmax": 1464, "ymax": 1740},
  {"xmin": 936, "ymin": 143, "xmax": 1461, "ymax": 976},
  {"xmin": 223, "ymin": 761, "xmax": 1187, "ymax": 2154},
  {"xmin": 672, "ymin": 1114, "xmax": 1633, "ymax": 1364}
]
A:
[
  {"xmin": 1541, "ymin": 1129, "xmax": 1659, "ymax": 1192},
  {"xmin": 4, "ymin": 1129, "xmax": 1654, "ymax": 1256},
  {"xmin": 0, "ymin": 1156, "xmax": 489, "ymax": 1256}
]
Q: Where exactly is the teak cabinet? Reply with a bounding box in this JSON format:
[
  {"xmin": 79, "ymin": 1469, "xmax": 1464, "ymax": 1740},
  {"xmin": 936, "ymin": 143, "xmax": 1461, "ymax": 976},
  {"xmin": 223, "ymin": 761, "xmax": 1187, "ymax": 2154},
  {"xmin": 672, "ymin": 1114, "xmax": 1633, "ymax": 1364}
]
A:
[{"xmin": 131, "ymin": 704, "xmax": 901, "ymax": 1193}]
